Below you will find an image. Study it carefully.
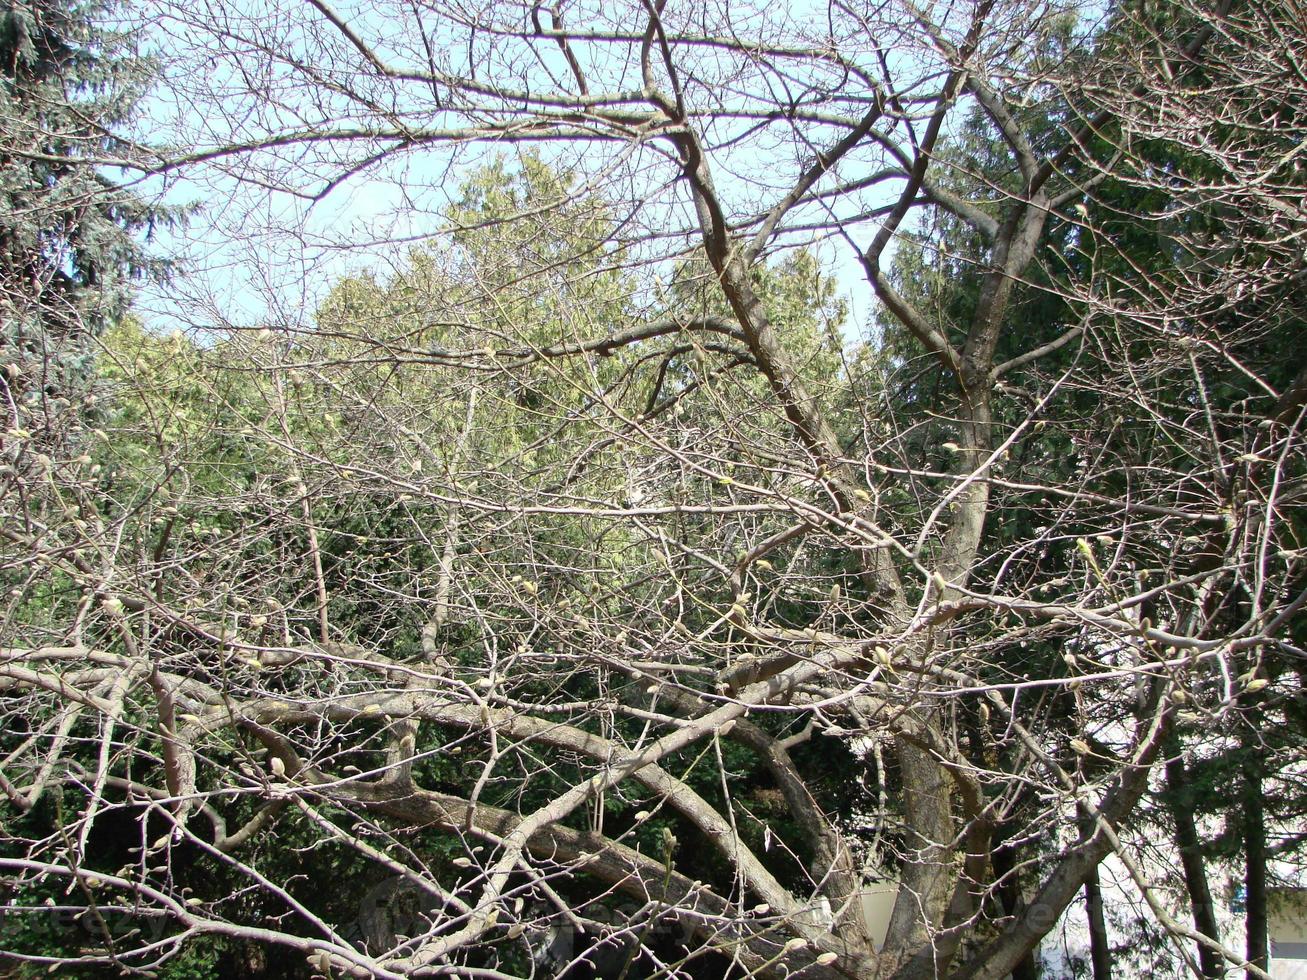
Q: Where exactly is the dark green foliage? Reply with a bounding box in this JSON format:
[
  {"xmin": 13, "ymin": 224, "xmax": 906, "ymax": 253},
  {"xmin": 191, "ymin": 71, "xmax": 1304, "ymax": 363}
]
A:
[
  {"xmin": 0, "ymin": 0, "xmax": 171, "ymax": 443},
  {"xmin": 874, "ymin": 2, "xmax": 1307, "ymax": 964}
]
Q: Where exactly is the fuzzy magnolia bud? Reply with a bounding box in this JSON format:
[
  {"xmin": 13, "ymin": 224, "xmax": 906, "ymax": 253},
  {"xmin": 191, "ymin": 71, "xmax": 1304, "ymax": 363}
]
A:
[{"xmin": 307, "ymin": 951, "xmax": 332, "ymax": 973}]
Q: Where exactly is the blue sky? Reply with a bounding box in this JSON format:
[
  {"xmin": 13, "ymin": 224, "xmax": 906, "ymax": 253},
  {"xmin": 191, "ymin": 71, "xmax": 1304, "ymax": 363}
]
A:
[{"xmin": 123, "ymin": 0, "xmax": 939, "ymax": 345}]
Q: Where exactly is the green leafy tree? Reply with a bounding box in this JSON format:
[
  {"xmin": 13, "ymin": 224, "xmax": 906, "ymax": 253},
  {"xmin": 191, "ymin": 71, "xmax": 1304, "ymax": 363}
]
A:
[
  {"xmin": 876, "ymin": 3, "xmax": 1307, "ymax": 969},
  {"xmin": 0, "ymin": 0, "xmax": 170, "ymax": 446},
  {"xmin": 3, "ymin": 1, "xmax": 1305, "ymax": 978}
]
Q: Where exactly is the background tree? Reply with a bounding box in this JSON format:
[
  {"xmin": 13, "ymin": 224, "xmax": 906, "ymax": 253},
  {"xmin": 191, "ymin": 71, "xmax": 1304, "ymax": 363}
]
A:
[
  {"xmin": 0, "ymin": 0, "xmax": 170, "ymax": 450},
  {"xmin": 1, "ymin": 0, "xmax": 1304, "ymax": 977}
]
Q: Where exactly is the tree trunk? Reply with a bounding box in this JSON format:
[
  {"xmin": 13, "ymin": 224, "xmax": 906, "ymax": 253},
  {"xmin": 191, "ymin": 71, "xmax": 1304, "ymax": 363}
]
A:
[
  {"xmin": 1085, "ymin": 864, "xmax": 1113, "ymax": 980},
  {"xmin": 990, "ymin": 822, "xmax": 1040, "ymax": 980},
  {"xmin": 1076, "ymin": 801, "xmax": 1113, "ymax": 980},
  {"xmin": 1164, "ymin": 743, "xmax": 1222, "ymax": 977},
  {"xmin": 884, "ymin": 736, "xmax": 955, "ymax": 967},
  {"xmin": 1243, "ymin": 730, "xmax": 1268, "ymax": 980}
]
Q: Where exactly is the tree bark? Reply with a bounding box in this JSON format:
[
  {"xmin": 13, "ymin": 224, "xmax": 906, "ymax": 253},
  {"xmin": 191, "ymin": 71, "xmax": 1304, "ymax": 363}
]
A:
[
  {"xmin": 884, "ymin": 735, "xmax": 956, "ymax": 969},
  {"xmin": 1085, "ymin": 864, "xmax": 1113, "ymax": 980},
  {"xmin": 991, "ymin": 822, "xmax": 1040, "ymax": 980},
  {"xmin": 1076, "ymin": 801, "xmax": 1113, "ymax": 980},
  {"xmin": 1165, "ymin": 743, "xmax": 1223, "ymax": 977},
  {"xmin": 1243, "ymin": 726, "xmax": 1268, "ymax": 980}
]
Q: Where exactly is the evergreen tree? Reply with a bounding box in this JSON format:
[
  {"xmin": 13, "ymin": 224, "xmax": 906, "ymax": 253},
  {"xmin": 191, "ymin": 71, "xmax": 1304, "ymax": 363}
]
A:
[
  {"xmin": 876, "ymin": 5, "xmax": 1307, "ymax": 968},
  {"xmin": 0, "ymin": 0, "xmax": 169, "ymax": 443}
]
